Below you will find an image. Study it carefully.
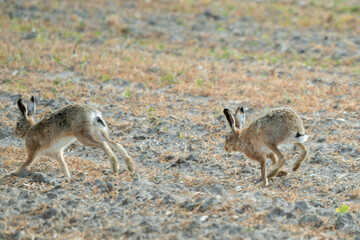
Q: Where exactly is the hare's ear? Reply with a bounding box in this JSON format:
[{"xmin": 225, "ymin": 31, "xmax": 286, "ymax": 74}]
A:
[
  {"xmin": 27, "ymin": 96, "xmax": 36, "ymax": 117},
  {"xmin": 223, "ymin": 108, "xmax": 236, "ymax": 133},
  {"xmin": 235, "ymin": 107, "xmax": 245, "ymax": 130},
  {"xmin": 17, "ymin": 99, "xmax": 28, "ymax": 119}
]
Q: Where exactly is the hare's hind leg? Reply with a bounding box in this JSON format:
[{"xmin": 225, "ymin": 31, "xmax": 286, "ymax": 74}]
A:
[
  {"xmin": 293, "ymin": 143, "xmax": 308, "ymax": 171},
  {"xmin": 265, "ymin": 144, "xmax": 286, "ymax": 178},
  {"xmin": 267, "ymin": 153, "xmax": 287, "ymax": 177},
  {"xmin": 258, "ymin": 157, "xmax": 268, "ymax": 187},
  {"xmin": 101, "ymin": 132, "xmax": 135, "ymax": 173},
  {"xmin": 75, "ymin": 135, "xmax": 119, "ymax": 173},
  {"xmin": 267, "ymin": 153, "xmax": 277, "ymax": 165}
]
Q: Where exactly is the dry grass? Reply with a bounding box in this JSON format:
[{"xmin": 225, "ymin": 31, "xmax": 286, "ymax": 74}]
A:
[{"xmin": 0, "ymin": 0, "xmax": 359, "ymax": 239}]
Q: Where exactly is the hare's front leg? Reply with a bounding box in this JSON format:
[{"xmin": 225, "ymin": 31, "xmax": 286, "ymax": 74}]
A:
[
  {"xmin": 16, "ymin": 150, "xmax": 37, "ymax": 173},
  {"xmin": 100, "ymin": 130, "xmax": 135, "ymax": 173},
  {"xmin": 105, "ymin": 138, "xmax": 134, "ymax": 173},
  {"xmin": 47, "ymin": 151, "xmax": 71, "ymax": 178},
  {"xmin": 99, "ymin": 141, "xmax": 119, "ymax": 173}
]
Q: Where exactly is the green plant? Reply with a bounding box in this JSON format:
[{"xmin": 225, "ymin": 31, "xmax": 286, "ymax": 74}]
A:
[
  {"xmin": 336, "ymin": 203, "xmax": 349, "ymax": 214},
  {"xmin": 65, "ymin": 80, "xmax": 73, "ymax": 89},
  {"xmin": 219, "ymin": 47, "xmax": 230, "ymax": 60},
  {"xmin": 304, "ymin": 57, "xmax": 317, "ymax": 68},
  {"xmin": 144, "ymin": 80, "xmax": 151, "ymax": 89},
  {"xmin": 51, "ymin": 88, "xmax": 57, "ymax": 98},
  {"xmin": 247, "ymin": 226, "xmax": 254, "ymax": 232},
  {"xmin": 15, "ymin": 79, "xmax": 27, "ymax": 89},
  {"xmin": 53, "ymin": 78, "xmax": 61, "ymax": 86},
  {"xmin": 35, "ymin": 31, "xmax": 49, "ymax": 44},
  {"xmin": 93, "ymin": 30, "xmax": 102, "ymax": 37},
  {"xmin": 80, "ymin": 60, "xmax": 87, "ymax": 70},
  {"xmin": 157, "ymin": 43, "xmax": 166, "ymax": 50},
  {"xmin": 63, "ymin": 29, "xmax": 83, "ymax": 41},
  {"xmin": 53, "ymin": 54, "xmax": 62, "ymax": 65},
  {"xmin": 123, "ymin": 56, "xmax": 131, "ymax": 62},
  {"xmin": 284, "ymin": 91, "xmax": 292, "ymax": 103},
  {"xmin": 353, "ymin": 66, "xmax": 360, "ymax": 74},
  {"xmin": 160, "ymin": 72, "xmax": 176, "ymax": 85},
  {"xmin": 122, "ymin": 88, "xmax": 134, "ymax": 97},
  {"xmin": 263, "ymin": 54, "xmax": 281, "ymax": 64},
  {"xmin": 214, "ymin": 109, "xmax": 222, "ymax": 117},
  {"xmin": 102, "ymin": 74, "xmax": 110, "ymax": 82},
  {"xmin": 148, "ymin": 107, "xmax": 160, "ymax": 125},
  {"xmin": 196, "ymin": 78, "xmax": 205, "ymax": 87}
]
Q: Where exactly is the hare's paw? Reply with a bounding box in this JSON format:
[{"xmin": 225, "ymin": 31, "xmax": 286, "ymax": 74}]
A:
[
  {"xmin": 262, "ymin": 179, "xmax": 269, "ymax": 187},
  {"xmin": 276, "ymin": 170, "xmax": 288, "ymax": 177},
  {"xmin": 267, "ymin": 169, "xmax": 278, "ymax": 178}
]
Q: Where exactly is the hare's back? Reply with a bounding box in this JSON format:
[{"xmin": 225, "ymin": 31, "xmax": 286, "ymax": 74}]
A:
[
  {"xmin": 48, "ymin": 104, "xmax": 94, "ymax": 124},
  {"xmin": 252, "ymin": 108, "xmax": 305, "ymax": 136},
  {"xmin": 36, "ymin": 104, "xmax": 101, "ymax": 131},
  {"xmin": 61, "ymin": 104, "xmax": 105, "ymax": 127}
]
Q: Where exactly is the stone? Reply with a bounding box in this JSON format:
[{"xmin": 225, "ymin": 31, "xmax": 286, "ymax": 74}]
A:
[
  {"xmin": 31, "ymin": 172, "xmax": 51, "ymax": 184},
  {"xmin": 299, "ymin": 214, "xmax": 323, "ymax": 228},
  {"xmin": 198, "ymin": 196, "xmax": 218, "ymax": 212},
  {"xmin": 294, "ymin": 200, "xmax": 310, "ymax": 212},
  {"xmin": 335, "ymin": 213, "xmax": 353, "ymax": 229},
  {"xmin": 210, "ymin": 184, "xmax": 227, "ymax": 195},
  {"xmin": 42, "ymin": 207, "xmax": 57, "ymax": 220},
  {"xmin": 267, "ymin": 208, "xmax": 286, "ymax": 220},
  {"xmin": 47, "ymin": 193, "xmax": 58, "ymax": 199}
]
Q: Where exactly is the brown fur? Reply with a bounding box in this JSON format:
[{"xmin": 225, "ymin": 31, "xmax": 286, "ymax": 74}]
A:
[
  {"xmin": 223, "ymin": 107, "xmax": 308, "ymax": 187},
  {"xmin": 14, "ymin": 97, "xmax": 135, "ymax": 178}
]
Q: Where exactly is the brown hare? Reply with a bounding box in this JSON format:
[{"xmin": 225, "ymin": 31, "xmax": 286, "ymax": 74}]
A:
[
  {"xmin": 223, "ymin": 107, "xmax": 308, "ymax": 186},
  {"xmin": 14, "ymin": 96, "xmax": 135, "ymax": 178}
]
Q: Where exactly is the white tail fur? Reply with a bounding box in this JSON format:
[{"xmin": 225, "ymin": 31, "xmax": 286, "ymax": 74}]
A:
[{"xmin": 296, "ymin": 133, "xmax": 309, "ymax": 143}]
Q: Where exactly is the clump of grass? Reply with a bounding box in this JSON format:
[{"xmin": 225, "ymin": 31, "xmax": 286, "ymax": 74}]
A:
[
  {"xmin": 15, "ymin": 79, "xmax": 27, "ymax": 90},
  {"xmin": 247, "ymin": 226, "xmax": 254, "ymax": 232},
  {"xmin": 336, "ymin": 203, "xmax": 349, "ymax": 214},
  {"xmin": 148, "ymin": 107, "xmax": 161, "ymax": 125},
  {"xmin": 51, "ymin": 88, "xmax": 57, "ymax": 98},
  {"xmin": 195, "ymin": 78, "xmax": 205, "ymax": 87},
  {"xmin": 303, "ymin": 57, "xmax": 317, "ymax": 68},
  {"xmin": 102, "ymin": 74, "xmax": 110, "ymax": 82},
  {"xmin": 93, "ymin": 30, "xmax": 102, "ymax": 37},
  {"xmin": 214, "ymin": 109, "xmax": 222, "ymax": 117},
  {"xmin": 262, "ymin": 54, "xmax": 281, "ymax": 64},
  {"xmin": 159, "ymin": 72, "xmax": 177, "ymax": 85},
  {"xmin": 122, "ymin": 88, "xmax": 135, "ymax": 98}
]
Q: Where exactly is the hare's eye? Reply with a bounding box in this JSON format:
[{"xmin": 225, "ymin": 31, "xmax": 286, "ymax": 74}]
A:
[
  {"xmin": 16, "ymin": 122, "xmax": 20, "ymax": 127},
  {"xmin": 225, "ymin": 135, "xmax": 230, "ymax": 141}
]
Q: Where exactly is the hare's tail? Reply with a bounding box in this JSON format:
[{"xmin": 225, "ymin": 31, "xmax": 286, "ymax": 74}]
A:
[{"xmin": 295, "ymin": 132, "xmax": 309, "ymax": 143}]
